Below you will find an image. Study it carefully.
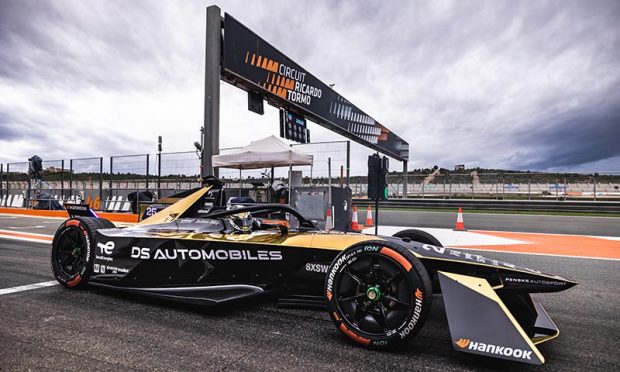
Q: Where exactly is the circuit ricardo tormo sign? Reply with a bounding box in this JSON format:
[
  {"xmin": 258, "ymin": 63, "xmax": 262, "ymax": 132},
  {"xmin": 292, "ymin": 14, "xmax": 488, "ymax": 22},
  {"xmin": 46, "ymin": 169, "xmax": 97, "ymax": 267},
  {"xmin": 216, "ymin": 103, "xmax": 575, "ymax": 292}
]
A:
[{"xmin": 222, "ymin": 14, "xmax": 409, "ymax": 161}]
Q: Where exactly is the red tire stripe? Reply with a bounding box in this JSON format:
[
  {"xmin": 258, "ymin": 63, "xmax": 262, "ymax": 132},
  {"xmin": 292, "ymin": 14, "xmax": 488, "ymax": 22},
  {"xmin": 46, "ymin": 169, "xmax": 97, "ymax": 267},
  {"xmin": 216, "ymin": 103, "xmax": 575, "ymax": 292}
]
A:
[
  {"xmin": 380, "ymin": 247, "xmax": 412, "ymax": 272},
  {"xmin": 339, "ymin": 323, "xmax": 370, "ymax": 346},
  {"xmin": 66, "ymin": 274, "xmax": 81, "ymax": 287},
  {"xmin": 65, "ymin": 220, "xmax": 80, "ymax": 227}
]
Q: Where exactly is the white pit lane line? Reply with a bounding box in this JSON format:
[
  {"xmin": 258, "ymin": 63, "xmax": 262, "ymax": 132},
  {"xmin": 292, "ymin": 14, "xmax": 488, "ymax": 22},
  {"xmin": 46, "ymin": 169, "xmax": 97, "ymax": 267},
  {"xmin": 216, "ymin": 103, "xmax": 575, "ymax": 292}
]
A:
[
  {"xmin": 8, "ymin": 225, "xmax": 46, "ymax": 229},
  {"xmin": 0, "ymin": 229, "xmax": 53, "ymax": 244},
  {"xmin": 0, "ymin": 281, "xmax": 58, "ymax": 296}
]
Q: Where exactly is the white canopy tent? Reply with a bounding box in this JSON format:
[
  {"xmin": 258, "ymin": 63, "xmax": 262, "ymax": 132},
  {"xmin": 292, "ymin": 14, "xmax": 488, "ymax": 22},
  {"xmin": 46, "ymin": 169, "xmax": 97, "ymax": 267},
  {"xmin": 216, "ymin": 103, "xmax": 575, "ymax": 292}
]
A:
[{"xmin": 211, "ymin": 135, "xmax": 313, "ymax": 201}]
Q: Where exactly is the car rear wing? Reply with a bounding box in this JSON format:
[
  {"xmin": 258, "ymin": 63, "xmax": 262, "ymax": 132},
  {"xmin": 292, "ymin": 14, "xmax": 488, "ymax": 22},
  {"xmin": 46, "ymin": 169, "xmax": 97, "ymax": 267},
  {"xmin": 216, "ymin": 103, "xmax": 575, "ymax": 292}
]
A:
[{"xmin": 65, "ymin": 203, "xmax": 99, "ymax": 218}]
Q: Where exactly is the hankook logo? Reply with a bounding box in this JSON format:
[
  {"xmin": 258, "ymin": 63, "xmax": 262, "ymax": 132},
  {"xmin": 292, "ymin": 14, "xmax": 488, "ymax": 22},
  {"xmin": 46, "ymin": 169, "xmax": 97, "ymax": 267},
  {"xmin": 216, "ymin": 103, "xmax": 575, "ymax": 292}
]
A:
[{"xmin": 454, "ymin": 338, "xmax": 533, "ymax": 360}]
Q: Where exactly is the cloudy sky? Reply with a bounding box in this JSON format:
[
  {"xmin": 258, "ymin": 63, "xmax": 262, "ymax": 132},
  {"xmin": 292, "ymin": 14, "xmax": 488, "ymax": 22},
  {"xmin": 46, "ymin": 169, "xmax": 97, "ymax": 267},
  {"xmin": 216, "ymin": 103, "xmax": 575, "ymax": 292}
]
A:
[{"xmin": 0, "ymin": 0, "xmax": 619, "ymax": 176}]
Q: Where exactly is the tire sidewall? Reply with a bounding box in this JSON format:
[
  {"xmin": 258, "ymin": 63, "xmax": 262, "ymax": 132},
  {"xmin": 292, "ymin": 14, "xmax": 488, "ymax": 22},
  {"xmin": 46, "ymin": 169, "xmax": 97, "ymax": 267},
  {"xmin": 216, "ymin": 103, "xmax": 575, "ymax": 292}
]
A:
[
  {"xmin": 51, "ymin": 218, "xmax": 97, "ymax": 289},
  {"xmin": 393, "ymin": 229, "xmax": 443, "ymax": 247},
  {"xmin": 325, "ymin": 241, "xmax": 431, "ymax": 349}
]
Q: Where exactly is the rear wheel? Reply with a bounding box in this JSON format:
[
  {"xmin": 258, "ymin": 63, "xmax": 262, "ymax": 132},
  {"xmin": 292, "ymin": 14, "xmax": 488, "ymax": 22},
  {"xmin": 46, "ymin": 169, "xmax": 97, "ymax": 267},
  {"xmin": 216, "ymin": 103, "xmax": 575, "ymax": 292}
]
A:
[
  {"xmin": 51, "ymin": 217, "xmax": 107, "ymax": 289},
  {"xmin": 325, "ymin": 241, "xmax": 432, "ymax": 349},
  {"xmin": 393, "ymin": 229, "xmax": 443, "ymax": 247}
]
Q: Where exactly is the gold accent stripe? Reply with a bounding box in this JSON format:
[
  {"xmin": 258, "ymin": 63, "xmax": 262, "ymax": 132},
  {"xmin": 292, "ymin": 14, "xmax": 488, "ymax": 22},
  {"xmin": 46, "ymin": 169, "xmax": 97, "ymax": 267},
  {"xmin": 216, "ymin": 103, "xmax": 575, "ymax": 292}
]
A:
[{"xmin": 139, "ymin": 186, "xmax": 211, "ymax": 225}]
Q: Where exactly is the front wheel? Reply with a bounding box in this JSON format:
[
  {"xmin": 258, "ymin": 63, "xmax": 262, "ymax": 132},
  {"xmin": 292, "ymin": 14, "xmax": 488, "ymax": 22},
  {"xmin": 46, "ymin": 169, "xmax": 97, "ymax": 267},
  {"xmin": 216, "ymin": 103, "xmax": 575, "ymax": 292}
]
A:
[
  {"xmin": 325, "ymin": 241, "xmax": 433, "ymax": 349},
  {"xmin": 51, "ymin": 217, "xmax": 108, "ymax": 289}
]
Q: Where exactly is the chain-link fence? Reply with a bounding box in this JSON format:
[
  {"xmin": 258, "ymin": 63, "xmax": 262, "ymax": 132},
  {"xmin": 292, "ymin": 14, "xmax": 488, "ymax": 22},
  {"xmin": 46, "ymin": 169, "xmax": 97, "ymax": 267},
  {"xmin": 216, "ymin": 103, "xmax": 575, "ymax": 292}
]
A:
[
  {"xmin": 69, "ymin": 157, "xmax": 103, "ymax": 208},
  {"xmin": 110, "ymin": 154, "xmax": 149, "ymax": 190},
  {"xmin": 3, "ymin": 162, "xmax": 29, "ymax": 207},
  {"xmin": 292, "ymin": 141, "xmax": 349, "ymax": 186},
  {"xmin": 0, "ymin": 164, "xmax": 3, "ymax": 204},
  {"xmin": 4, "ymin": 149, "xmax": 620, "ymax": 209},
  {"xmin": 158, "ymin": 151, "xmax": 201, "ymax": 197}
]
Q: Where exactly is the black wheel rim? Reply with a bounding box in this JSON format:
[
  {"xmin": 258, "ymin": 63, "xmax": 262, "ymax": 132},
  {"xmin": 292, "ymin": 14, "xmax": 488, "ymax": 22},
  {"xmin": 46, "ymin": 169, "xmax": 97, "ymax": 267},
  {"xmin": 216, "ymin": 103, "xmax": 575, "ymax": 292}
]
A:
[
  {"xmin": 335, "ymin": 253, "xmax": 413, "ymax": 336},
  {"xmin": 55, "ymin": 227, "xmax": 87, "ymax": 277}
]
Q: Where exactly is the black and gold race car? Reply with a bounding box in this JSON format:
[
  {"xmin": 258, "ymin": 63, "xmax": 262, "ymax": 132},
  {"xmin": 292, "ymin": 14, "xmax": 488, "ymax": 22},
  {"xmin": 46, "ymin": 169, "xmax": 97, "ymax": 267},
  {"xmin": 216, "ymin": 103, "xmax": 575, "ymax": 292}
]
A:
[{"xmin": 51, "ymin": 184, "xmax": 577, "ymax": 365}]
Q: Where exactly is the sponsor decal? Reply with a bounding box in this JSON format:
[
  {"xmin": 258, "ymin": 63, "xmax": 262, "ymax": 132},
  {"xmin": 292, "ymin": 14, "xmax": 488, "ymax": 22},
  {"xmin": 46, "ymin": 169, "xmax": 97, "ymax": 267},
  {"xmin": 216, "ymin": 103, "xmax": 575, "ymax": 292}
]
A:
[
  {"xmin": 422, "ymin": 244, "xmax": 542, "ymax": 274},
  {"xmin": 93, "ymin": 264, "xmax": 100, "ymax": 273},
  {"xmin": 67, "ymin": 205, "xmax": 88, "ymax": 211},
  {"xmin": 84, "ymin": 234, "xmax": 91, "ymax": 262},
  {"xmin": 326, "ymin": 250, "xmax": 358, "ymax": 293},
  {"xmin": 97, "ymin": 241, "xmax": 114, "ymax": 255},
  {"xmin": 504, "ymin": 277, "xmax": 566, "ymax": 286},
  {"xmin": 195, "ymin": 219, "xmax": 220, "ymax": 224},
  {"xmin": 398, "ymin": 291, "xmax": 423, "ymax": 339},
  {"xmin": 454, "ymin": 338, "xmax": 532, "ymax": 360},
  {"xmin": 130, "ymin": 247, "xmax": 282, "ymax": 261},
  {"xmin": 95, "ymin": 241, "xmax": 114, "ymax": 262},
  {"xmin": 98, "ymin": 265, "xmax": 128, "ymax": 274},
  {"xmin": 100, "ymin": 265, "xmax": 106, "ymax": 274},
  {"xmin": 422, "ymin": 244, "xmax": 445, "ymax": 254},
  {"xmin": 305, "ymin": 262, "xmax": 330, "ymax": 274}
]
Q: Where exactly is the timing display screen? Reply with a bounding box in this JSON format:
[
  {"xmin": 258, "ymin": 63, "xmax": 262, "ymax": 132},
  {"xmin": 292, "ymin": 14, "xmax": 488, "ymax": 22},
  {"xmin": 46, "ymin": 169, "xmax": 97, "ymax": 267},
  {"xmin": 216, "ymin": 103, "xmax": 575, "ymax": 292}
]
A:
[{"xmin": 280, "ymin": 109, "xmax": 309, "ymax": 144}]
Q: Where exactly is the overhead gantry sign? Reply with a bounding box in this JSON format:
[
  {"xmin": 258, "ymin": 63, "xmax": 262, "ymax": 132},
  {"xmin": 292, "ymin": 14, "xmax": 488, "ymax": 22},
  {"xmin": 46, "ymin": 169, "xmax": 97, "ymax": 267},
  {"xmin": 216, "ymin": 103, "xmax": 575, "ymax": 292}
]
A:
[{"xmin": 202, "ymin": 6, "xmax": 410, "ymax": 177}]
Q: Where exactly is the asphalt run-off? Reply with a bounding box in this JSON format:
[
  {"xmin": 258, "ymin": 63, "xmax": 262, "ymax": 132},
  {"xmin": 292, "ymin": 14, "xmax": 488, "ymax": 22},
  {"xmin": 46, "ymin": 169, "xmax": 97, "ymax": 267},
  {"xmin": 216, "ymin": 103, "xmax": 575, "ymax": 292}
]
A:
[{"xmin": 0, "ymin": 212, "xmax": 618, "ymax": 371}]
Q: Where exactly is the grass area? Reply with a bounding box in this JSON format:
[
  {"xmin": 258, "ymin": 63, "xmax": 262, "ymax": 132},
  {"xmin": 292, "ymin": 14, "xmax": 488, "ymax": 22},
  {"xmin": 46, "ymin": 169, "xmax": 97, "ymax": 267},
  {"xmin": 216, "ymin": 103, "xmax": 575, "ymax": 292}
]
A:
[{"xmin": 376, "ymin": 207, "xmax": 620, "ymax": 218}]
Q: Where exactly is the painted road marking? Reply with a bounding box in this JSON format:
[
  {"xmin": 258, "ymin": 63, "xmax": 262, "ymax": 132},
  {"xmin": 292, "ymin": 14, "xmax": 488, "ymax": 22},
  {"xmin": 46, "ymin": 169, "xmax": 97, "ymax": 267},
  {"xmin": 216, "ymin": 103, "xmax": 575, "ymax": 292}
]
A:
[
  {"xmin": 0, "ymin": 229, "xmax": 53, "ymax": 243},
  {"xmin": 8, "ymin": 225, "xmax": 46, "ymax": 229},
  {"xmin": 468, "ymin": 230, "xmax": 620, "ymax": 260},
  {"xmin": 0, "ymin": 281, "xmax": 58, "ymax": 296},
  {"xmin": 362, "ymin": 226, "xmax": 527, "ymax": 246},
  {"xmin": 363, "ymin": 226, "xmax": 620, "ymax": 260},
  {"xmin": 0, "ymin": 213, "xmax": 65, "ymax": 220},
  {"xmin": 595, "ymin": 236, "xmax": 620, "ymax": 242}
]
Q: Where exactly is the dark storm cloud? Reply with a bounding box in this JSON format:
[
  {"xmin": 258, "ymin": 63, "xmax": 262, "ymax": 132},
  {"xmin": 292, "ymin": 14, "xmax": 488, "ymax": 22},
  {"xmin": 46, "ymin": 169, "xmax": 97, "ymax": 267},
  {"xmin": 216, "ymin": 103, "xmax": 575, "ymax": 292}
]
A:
[
  {"xmin": 0, "ymin": 112, "xmax": 48, "ymax": 141},
  {"xmin": 260, "ymin": 0, "xmax": 620, "ymax": 170},
  {"xmin": 0, "ymin": 113, "xmax": 18, "ymax": 139},
  {"xmin": 0, "ymin": 0, "xmax": 619, "ymax": 171},
  {"xmin": 515, "ymin": 100, "xmax": 620, "ymax": 169}
]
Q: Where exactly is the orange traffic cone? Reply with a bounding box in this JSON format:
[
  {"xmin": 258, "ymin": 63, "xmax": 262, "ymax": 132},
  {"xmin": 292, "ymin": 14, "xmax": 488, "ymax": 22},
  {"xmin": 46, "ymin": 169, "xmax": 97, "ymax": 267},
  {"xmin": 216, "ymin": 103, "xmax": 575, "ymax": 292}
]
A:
[
  {"xmin": 350, "ymin": 205, "xmax": 361, "ymax": 231},
  {"xmin": 365, "ymin": 205, "xmax": 374, "ymax": 227},
  {"xmin": 454, "ymin": 207, "xmax": 467, "ymax": 231},
  {"xmin": 325, "ymin": 207, "xmax": 333, "ymax": 230}
]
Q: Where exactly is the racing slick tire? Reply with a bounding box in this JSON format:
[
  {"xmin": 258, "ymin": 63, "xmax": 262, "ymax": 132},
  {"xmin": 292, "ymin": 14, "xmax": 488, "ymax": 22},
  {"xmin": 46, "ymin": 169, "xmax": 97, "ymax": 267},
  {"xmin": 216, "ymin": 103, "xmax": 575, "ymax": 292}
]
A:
[
  {"xmin": 393, "ymin": 229, "xmax": 443, "ymax": 247},
  {"xmin": 325, "ymin": 240, "xmax": 433, "ymax": 349},
  {"xmin": 393, "ymin": 229, "xmax": 443, "ymax": 293},
  {"xmin": 51, "ymin": 217, "xmax": 108, "ymax": 289},
  {"xmin": 96, "ymin": 218, "xmax": 116, "ymax": 229}
]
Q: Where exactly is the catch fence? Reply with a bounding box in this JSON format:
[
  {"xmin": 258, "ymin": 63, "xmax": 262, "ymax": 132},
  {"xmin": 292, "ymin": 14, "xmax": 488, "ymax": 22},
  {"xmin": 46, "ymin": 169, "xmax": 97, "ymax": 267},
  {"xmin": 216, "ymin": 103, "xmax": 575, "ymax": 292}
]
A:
[
  {"xmin": 351, "ymin": 171, "xmax": 620, "ymax": 201},
  {"xmin": 4, "ymin": 147, "xmax": 619, "ymax": 209}
]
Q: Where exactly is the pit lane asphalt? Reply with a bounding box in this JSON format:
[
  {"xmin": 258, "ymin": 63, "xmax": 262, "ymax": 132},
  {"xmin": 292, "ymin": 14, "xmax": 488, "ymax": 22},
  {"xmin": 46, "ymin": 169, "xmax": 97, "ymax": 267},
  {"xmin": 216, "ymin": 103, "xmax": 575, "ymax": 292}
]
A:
[{"xmin": 1, "ymin": 236, "xmax": 618, "ymax": 371}]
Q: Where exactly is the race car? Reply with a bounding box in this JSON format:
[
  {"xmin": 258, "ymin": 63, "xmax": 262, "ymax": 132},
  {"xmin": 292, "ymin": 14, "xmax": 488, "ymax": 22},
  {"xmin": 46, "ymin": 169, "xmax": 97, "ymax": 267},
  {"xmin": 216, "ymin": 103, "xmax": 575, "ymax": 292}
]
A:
[{"xmin": 51, "ymin": 183, "xmax": 577, "ymax": 365}]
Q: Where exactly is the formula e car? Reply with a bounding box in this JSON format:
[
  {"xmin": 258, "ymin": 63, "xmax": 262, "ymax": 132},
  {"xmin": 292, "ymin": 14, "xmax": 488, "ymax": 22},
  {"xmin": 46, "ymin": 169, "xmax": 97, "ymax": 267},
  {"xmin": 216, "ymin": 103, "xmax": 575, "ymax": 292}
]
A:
[{"xmin": 51, "ymin": 183, "xmax": 577, "ymax": 365}]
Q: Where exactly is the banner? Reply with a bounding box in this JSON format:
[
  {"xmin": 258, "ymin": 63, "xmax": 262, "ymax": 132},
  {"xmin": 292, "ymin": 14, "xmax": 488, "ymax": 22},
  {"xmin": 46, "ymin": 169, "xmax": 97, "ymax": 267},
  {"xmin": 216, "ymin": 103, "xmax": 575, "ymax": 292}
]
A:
[{"xmin": 222, "ymin": 14, "xmax": 409, "ymax": 161}]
